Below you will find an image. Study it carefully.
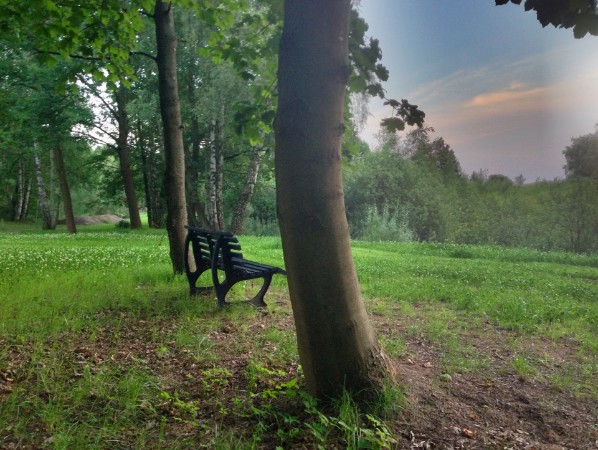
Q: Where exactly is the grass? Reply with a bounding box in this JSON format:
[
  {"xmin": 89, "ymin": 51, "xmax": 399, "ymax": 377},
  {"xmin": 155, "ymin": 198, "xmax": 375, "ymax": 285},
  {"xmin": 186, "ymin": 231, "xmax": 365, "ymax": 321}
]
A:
[
  {"xmin": 1, "ymin": 225, "xmax": 597, "ymax": 448},
  {"xmin": 352, "ymin": 241, "xmax": 598, "ymax": 345}
]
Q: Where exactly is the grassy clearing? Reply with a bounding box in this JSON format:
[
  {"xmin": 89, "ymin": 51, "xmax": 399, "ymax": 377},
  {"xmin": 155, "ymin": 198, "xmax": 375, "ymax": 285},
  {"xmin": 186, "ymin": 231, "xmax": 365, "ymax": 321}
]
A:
[
  {"xmin": 353, "ymin": 241, "xmax": 598, "ymax": 348},
  {"xmin": 1, "ymin": 228, "xmax": 597, "ymax": 448}
]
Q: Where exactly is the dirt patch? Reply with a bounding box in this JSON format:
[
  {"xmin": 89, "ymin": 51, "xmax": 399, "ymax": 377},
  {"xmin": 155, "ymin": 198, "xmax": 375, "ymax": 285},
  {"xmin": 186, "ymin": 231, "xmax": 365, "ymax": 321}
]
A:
[
  {"xmin": 392, "ymin": 337, "xmax": 597, "ymax": 449},
  {"xmin": 57, "ymin": 214, "xmax": 124, "ymax": 225}
]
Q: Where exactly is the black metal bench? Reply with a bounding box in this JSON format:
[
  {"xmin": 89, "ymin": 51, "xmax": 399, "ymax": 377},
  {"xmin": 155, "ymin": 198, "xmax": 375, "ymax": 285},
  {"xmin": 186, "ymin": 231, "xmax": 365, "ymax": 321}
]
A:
[{"xmin": 184, "ymin": 226, "xmax": 287, "ymax": 308}]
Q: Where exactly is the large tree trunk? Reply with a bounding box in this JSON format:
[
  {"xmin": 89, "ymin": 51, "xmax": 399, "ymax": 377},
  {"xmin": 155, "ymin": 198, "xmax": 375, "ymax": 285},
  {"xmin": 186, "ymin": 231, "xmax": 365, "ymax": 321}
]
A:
[
  {"xmin": 33, "ymin": 152, "xmax": 54, "ymax": 230},
  {"xmin": 275, "ymin": 0, "xmax": 393, "ymax": 399},
  {"xmin": 230, "ymin": 147, "xmax": 261, "ymax": 235},
  {"xmin": 115, "ymin": 86, "xmax": 143, "ymax": 229},
  {"xmin": 52, "ymin": 144, "xmax": 77, "ymax": 234},
  {"xmin": 155, "ymin": 0, "xmax": 187, "ymax": 273}
]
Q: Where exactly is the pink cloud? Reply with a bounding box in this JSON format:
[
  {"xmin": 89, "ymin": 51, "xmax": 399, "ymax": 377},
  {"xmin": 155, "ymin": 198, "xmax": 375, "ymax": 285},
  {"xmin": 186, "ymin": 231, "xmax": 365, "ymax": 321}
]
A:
[{"xmin": 464, "ymin": 82, "xmax": 546, "ymax": 110}]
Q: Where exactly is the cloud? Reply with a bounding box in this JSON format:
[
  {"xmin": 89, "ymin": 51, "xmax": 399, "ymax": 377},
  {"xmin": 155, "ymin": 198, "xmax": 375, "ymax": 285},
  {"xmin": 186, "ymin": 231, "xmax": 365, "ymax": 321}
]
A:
[{"xmin": 464, "ymin": 83, "xmax": 546, "ymax": 110}]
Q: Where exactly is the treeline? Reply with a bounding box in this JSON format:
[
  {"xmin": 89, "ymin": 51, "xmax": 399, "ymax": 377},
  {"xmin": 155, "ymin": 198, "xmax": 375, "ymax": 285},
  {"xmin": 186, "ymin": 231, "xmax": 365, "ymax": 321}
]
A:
[
  {"xmin": 343, "ymin": 127, "xmax": 598, "ymax": 254},
  {"xmin": 243, "ymin": 125, "xmax": 598, "ymax": 254}
]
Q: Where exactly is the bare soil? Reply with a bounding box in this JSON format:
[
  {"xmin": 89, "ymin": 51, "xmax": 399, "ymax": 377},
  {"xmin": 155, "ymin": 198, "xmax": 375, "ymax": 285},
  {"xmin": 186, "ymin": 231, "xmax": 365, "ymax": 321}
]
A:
[
  {"xmin": 56, "ymin": 214, "xmax": 123, "ymax": 225},
  {"xmin": 382, "ymin": 323, "xmax": 598, "ymax": 449}
]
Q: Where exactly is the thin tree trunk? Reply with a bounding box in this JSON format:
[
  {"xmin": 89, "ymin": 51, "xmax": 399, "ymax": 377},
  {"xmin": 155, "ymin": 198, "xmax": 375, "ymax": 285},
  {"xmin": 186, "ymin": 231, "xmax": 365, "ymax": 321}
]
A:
[
  {"xmin": 48, "ymin": 147, "xmax": 59, "ymax": 228},
  {"xmin": 205, "ymin": 121, "xmax": 219, "ymax": 229},
  {"xmin": 215, "ymin": 110, "xmax": 225, "ymax": 230},
  {"xmin": 186, "ymin": 115, "xmax": 209, "ymax": 228},
  {"xmin": 150, "ymin": 132, "xmax": 166, "ymax": 228},
  {"xmin": 137, "ymin": 119, "xmax": 164, "ymax": 228},
  {"xmin": 21, "ymin": 177, "xmax": 32, "ymax": 221},
  {"xmin": 52, "ymin": 144, "xmax": 77, "ymax": 234},
  {"xmin": 33, "ymin": 152, "xmax": 54, "ymax": 230},
  {"xmin": 184, "ymin": 81, "xmax": 200, "ymax": 228},
  {"xmin": 140, "ymin": 150, "xmax": 153, "ymax": 226},
  {"xmin": 274, "ymin": 0, "xmax": 393, "ymax": 399},
  {"xmin": 155, "ymin": 0, "xmax": 187, "ymax": 273},
  {"xmin": 185, "ymin": 70, "xmax": 209, "ymax": 228},
  {"xmin": 230, "ymin": 147, "xmax": 261, "ymax": 235},
  {"xmin": 13, "ymin": 161, "xmax": 24, "ymax": 221},
  {"xmin": 115, "ymin": 86, "xmax": 143, "ymax": 229}
]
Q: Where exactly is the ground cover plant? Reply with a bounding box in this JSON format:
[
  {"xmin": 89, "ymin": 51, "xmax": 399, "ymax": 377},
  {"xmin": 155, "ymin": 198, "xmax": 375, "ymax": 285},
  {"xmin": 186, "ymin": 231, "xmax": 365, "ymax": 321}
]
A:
[{"xmin": 0, "ymin": 226, "xmax": 597, "ymax": 448}]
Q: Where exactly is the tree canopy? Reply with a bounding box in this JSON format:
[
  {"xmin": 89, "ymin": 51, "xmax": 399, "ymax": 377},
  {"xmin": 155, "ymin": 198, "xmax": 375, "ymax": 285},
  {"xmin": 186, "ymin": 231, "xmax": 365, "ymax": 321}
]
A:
[
  {"xmin": 496, "ymin": 0, "xmax": 598, "ymax": 37},
  {"xmin": 563, "ymin": 125, "xmax": 598, "ymax": 178}
]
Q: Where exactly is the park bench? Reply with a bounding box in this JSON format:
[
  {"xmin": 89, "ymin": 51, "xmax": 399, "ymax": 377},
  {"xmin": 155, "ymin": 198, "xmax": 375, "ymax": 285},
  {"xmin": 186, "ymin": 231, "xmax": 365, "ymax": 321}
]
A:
[{"xmin": 184, "ymin": 226, "xmax": 287, "ymax": 308}]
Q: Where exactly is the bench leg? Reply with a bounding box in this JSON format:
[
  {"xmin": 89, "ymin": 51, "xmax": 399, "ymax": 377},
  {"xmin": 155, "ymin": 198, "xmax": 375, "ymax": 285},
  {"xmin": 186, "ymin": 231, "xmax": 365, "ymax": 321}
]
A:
[
  {"xmin": 214, "ymin": 279, "xmax": 235, "ymax": 309},
  {"xmin": 249, "ymin": 274, "xmax": 273, "ymax": 308},
  {"xmin": 185, "ymin": 235, "xmax": 213, "ymax": 296},
  {"xmin": 187, "ymin": 268, "xmax": 214, "ymax": 296},
  {"xmin": 213, "ymin": 275, "xmax": 272, "ymax": 308}
]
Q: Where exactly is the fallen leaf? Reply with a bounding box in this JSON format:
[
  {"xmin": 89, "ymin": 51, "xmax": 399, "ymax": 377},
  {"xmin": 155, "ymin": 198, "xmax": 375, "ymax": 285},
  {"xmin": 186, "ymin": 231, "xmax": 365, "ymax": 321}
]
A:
[
  {"xmin": 462, "ymin": 428, "xmax": 476, "ymax": 439},
  {"xmin": 0, "ymin": 371, "xmax": 13, "ymax": 382}
]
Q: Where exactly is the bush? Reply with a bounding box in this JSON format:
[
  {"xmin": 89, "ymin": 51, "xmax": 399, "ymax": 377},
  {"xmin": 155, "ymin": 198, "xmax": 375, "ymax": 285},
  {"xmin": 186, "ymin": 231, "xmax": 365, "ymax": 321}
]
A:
[
  {"xmin": 116, "ymin": 219, "xmax": 131, "ymax": 229},
  {"xmin": 361, "ymin": 208, "xmax": 413, "ymax": 243}
]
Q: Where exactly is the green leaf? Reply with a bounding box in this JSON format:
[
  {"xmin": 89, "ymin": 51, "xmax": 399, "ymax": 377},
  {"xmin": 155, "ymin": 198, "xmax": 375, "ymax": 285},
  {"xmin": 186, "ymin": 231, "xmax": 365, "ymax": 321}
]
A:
[
  {"xmin": 37, "ymin": 53, "xmax": 58, "ymax": 68},
  {"xmin": 260, "ymin": 110, "xmax": 276, "ymax": 124},
  {"xmin": 380, "ymin": 117, "xmax": 405, "ymax": 133}
]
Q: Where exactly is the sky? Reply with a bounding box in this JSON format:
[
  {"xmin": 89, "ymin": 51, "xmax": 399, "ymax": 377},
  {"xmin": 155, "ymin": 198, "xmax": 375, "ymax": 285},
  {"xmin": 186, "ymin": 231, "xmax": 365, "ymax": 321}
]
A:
[{"xmin": 357, "ymin": 0, "xmax": 598, "ymax": 182}]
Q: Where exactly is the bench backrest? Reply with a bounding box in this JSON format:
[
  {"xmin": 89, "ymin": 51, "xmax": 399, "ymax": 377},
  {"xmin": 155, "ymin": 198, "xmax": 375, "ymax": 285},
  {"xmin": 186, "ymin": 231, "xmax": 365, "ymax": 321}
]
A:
[
  {"xmin": 186, "ymin": 227, "xmax": 244, "ymax": 271},
  {"xmin": 187, "ymin": 227, "xmax": 216, "ymax": 265},
  {"xmin": 215, "ymin": 234, "xmax": 244, "ymax": 272}
]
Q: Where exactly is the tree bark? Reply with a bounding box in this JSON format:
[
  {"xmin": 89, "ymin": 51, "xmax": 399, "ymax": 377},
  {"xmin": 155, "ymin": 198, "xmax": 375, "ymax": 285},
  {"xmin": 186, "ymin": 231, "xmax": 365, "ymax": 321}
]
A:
[
  {"xmin": 33, "ymin": 152, "xmax": 54, "ymax": 230},
  {"xmin": 49, "ymin": 146, "xmax": 58, "ymax": 227},
  {"xmin": 214, "ymin": 112, "xmax": 225, "ymax": 230},
  {"xmin": 155, "ymin": 0, "xmax": 188, "ymax": 273},
  {"xmin": 52, "ymin": 144, "xmax": 77, "ymax": 234},
  {"xmin": 21, "ymin": 177, "xmax": 32, "ymax": 221},
  {"xmin": 275, "ymin": 0, "xmax": 393, "ymax": 399},
  {"xmin": 230, "ymin": 147, "xmax": 261, "ymax": 235},
  {"xmin": 205, "ymin": 119, "xmax": 225, "ymax": 230},
  {"xmin": 115, "ymin": 86, "xmax": 143, "ymax": 229},
  {"xmin": 137, "ymin": 119, "xmax": 164, "ymax": 228},
  {"xmin": 186, "ymin": 114, "xmax": 209, "ymax": 228},
  {"xmin": 13, "ymin": 161, "xmax": 25, "ymax": 221}
]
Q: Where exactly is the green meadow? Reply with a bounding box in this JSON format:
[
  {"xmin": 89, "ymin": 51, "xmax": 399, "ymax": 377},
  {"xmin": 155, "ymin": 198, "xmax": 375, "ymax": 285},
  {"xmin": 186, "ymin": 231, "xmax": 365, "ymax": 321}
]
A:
[{"xmin": 1, "ymin": 226, "xmax": 597, "ymax": 448}]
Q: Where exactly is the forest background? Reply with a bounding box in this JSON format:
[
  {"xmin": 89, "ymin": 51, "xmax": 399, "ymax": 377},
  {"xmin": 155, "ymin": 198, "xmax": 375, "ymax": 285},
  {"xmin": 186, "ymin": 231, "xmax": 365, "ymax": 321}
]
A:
[{"xmin": 1, "ymin": 0, "xmax": 597, "ymax": 255}]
